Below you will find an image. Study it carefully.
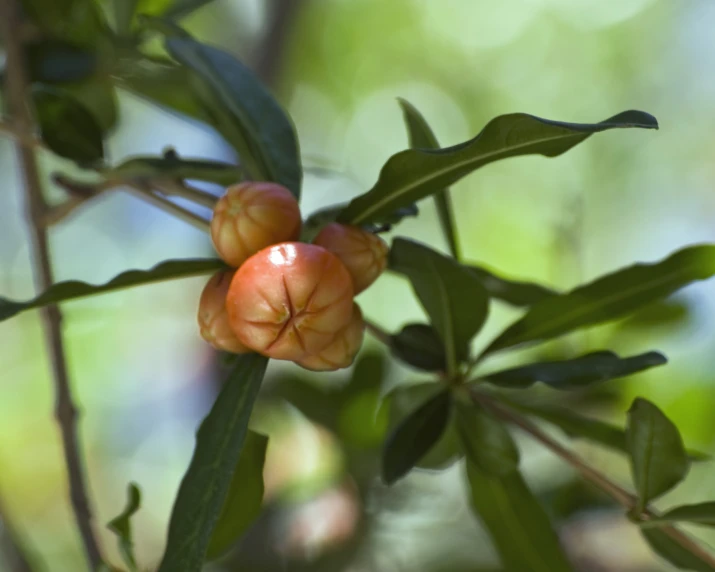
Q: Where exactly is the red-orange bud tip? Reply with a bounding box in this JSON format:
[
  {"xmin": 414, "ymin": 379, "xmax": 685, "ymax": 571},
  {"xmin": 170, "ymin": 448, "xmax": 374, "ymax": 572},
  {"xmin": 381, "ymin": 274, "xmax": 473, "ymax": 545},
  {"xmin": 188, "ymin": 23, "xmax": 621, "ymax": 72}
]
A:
[
  {"xmin": 211, "ymin": 181, "xmax": 302, "ymax": 268},
  {"xmin": 226, "ymin": 242, "xmax": 355, "ymax": 362}
]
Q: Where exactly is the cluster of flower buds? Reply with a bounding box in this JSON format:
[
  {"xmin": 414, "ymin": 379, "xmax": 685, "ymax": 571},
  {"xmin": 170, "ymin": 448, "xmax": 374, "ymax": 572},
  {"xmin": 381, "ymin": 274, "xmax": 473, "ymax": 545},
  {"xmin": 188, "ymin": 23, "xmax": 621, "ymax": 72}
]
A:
[{"xmin": 197, "ymin": 181, "xmax": 389, "ymax": 371}]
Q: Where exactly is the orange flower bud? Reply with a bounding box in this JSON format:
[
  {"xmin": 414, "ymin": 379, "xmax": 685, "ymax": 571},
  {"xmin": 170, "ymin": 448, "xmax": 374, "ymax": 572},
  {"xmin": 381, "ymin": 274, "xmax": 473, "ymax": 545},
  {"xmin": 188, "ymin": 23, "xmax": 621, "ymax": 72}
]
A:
[
  {"xmin": 211, "ymin": 182, "xmax": 302, "ymax": 268},
  {"xmin": 226, "ymin": 243, "xmax": 354, "ymax": 362},
  {"xmin": 198, "ymin": 270, "xmax": 252, "ymax": 354},
  {"xmin": 312, "ymin": 223, "xmax": 389, "ymax": 294},
  {"xmin": 297, "ymin": 303, "xmax": 365, "ymax": 371}
]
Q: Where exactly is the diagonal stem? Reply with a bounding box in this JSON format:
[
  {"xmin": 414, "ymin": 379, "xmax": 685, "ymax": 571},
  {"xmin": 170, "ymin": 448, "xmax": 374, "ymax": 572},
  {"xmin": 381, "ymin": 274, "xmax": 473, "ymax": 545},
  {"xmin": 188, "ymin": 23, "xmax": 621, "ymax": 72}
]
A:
[
  {"xmin": 0, "ymin": 0, "xmax": 104, "ymax": 569},
  {"xmin": 471, "ymin": 390, "xmax": 715, "ymax": 569}
]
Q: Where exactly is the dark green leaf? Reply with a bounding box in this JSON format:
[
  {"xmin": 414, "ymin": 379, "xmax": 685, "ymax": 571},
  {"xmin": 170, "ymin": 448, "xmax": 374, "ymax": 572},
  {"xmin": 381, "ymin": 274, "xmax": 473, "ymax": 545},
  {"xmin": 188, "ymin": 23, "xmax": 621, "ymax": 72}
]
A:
[
  {"xmin": 485, "ymin": 350, "xmax": 666, "ymax": 390},
  {"xmin": 506, "ymin": 400, "xmax": 709, "ymax": 462},
  {"xmin": 466, "ymin": 463, "xmax": 574, "ymax": 572},
  {"xmin": 627, "ymin": 398, "xmax": 690, "ymax": 511},
  {"xmin": 33, "ymin": 86, "xmax": 104, "ymax": 166},
  {"xmin": 26, "ymin": 41, "xmax": 97, "ymax": 83},
  {"xmin": 206, "ymin": 430, "xmax": 268, "ymax": 560},
  {"xmin": 163, "ymin": 0, "xmax": 217, "ymax": 20},
  {"xmin": 165, "ymin": 37, "xmax": 302, "ymax": 199},
  {"xmin": 21, "ymin": 0, "xmax": 109, "ymax": 47},
  {"xmin": 389, "ymin": 238, "xmax": 489, "ymax": 373},
  {"xmin": 382, "ymin": 389, "xmax": 452, "ymax": 484},
  {"xmin": 641, "ymin": 528, "xmax": 715, "ymax": 571},
  {"xmin": 338, "ymin": 110, "xmax": 657, "ymax": 226},
  {"xmin": 456, "ymin": 402, "xmax": 519, "ymax": 476},
  {"xmin": 641, "ymin": 503, "xmax": 715, "ymax": 529},
  {"xmin": 107, "ymin": 483, "xmax": 141, "ymax": 572},
  {"xmin": 114, "ymin": 0, "xmax": 141, "ymax": 34},
  {"xmin": 466, "ymin": 264, "xmax": 558, "ymax": 306},
  {"xmin": 398, "ymin": 98, "xmax": 460, "ymax": 260},
  {"xmin": 484, "ymin": 244, "xmax": 715, "ymax": 355},
  {"xmin": 389, "ymin": 323, "xmax": 447, "ymax": 372},
  {"xmin": 0, "ymin": 258, "xmax": 226, "ymax": 323},
  {"xmin": 61, "ymin": 77, "xmax": 120, "ymax": 133},
  {"xmin": 158, "ymin": 353, "xmax": 268, "ymax": 571},
  {"xmin": 105, "ymin": 154, "xmax": 242, "ymax": 185}
]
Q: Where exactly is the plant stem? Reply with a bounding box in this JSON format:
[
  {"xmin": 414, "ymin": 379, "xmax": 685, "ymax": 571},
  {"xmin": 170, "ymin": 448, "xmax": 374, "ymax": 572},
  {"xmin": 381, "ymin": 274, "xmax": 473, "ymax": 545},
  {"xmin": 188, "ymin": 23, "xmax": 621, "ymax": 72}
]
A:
[
  {"xmin": 471, "ymin": 390, "xmax": 715, "ymax": 568},
  {"xmin": 363, "ymin": 317, "xmax": 391, "ymax": 346},
  {"xmin": 0, "ymin": 1, "xmax": 104, "ymax": 569}
]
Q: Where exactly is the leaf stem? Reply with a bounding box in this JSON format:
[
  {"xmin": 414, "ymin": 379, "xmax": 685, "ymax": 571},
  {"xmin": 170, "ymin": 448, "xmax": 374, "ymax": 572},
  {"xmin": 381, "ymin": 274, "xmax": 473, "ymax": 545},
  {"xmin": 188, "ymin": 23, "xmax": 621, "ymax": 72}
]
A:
[
  {"xmin": 0, "ymin": 1, "xmax": 105, "ymax": 568},
  {"xmin": 363, "ymin": 317, "xmax": 391, "ymax": 346},
  {"xmin": 470, "ymin": 390, "xmax": 715, "ymax": 568}
]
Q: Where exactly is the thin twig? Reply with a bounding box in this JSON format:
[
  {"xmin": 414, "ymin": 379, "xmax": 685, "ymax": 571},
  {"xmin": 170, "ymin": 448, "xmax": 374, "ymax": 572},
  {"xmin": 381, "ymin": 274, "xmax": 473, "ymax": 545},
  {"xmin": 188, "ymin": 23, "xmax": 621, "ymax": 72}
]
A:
[
  {"xmin": 471, "ymin": 390, "xmax": 715, "ymax": 568},
  {"xmin": 0, "ymin": 119, "xmax": 46, "ymax": 149},
  {"xmin": 363, "ymin": 318, "xmax": 391, "ymax": 346},
  {"xmin": 0, "ymin": 1, "xmax": 105, "ymax": 569},
  {"xmin": 125, "ymin": 183, "xmax": 211, "ymax": 232},
  {"xmin": 151, "ymin": 179, "xmax": 218, "ymax": 209}
]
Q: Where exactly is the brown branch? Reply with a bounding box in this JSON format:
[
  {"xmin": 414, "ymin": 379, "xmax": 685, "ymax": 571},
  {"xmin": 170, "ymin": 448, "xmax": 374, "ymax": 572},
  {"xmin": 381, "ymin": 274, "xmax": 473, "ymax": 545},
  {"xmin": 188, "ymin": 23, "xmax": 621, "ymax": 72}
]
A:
[
  {"xmin": 0, "ymin": 1, "xmax": 104, "ymax": 569},
  {"xmin": 471, "ymin": 390, "xmax": 715, "ymax": 568}
]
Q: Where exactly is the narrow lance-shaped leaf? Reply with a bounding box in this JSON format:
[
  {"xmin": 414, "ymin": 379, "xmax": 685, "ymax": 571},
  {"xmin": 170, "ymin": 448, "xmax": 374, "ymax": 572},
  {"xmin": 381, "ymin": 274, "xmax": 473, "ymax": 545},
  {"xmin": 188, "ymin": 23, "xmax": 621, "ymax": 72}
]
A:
[
  {"xmin": 484, "ymin": 244, "xmax": 715, "ymax": 355},
  {"xmin": 389, "ymin": 238, "xmax": 489, "ymax": 374},
  {"xmin": 382, "ymin": 389, "xmax": 452, "ymax": 484},
  {"xmin": 165, "ymin": 37, "xmax": 302, "ymax": 199},
  {"xmin": 466, "ymin": 463, "xmax": 574, "ymax": 572},
  {"xmin": 466, "ymin": 264, "xmax": 558, "ymax": 306},
  {"xmin": 456, "ymin": 401, "xmax": 519, "ymax": 477},
  {"xmin": 338, "ymin": 110, "xmax": 658, "ymax": 226},
  {"xmin": 399, "ymin": 98, "xmax": 460, "ymax": 259},
  {"xmin": 627, "ymin": 398, "xmax": 690, "ymax": 512},
  {"xmin": 640, "ymin": 503, "xmax": 715, "ymax": 529},
  {"xmin": 389, "ymin": 323, "xmax": 447, "ymax": 372},
  {"xmin": 206, "ymin": 430, "xmax": 268, "ymax": 560},
  {"xmin": 103, "ymin": 153, "xmax": 243, "ymax": 186},
  {"xmin": 641, "ymin": 528, "xmax": 715, "ymax": 572},
  {"xmin": 0, "ymin": 258, "xmax": 226, "ymax": 323},
  {"xmin": 107, "ymin": 483, "xmax": 141, "ymax": 572},
  {"xmin": 485, "ymin": 350, "xmax": 666, "ymax": 390},
  {"xmin": 158, "ymin": 353, "xmax": 269, "ymax": 571}
]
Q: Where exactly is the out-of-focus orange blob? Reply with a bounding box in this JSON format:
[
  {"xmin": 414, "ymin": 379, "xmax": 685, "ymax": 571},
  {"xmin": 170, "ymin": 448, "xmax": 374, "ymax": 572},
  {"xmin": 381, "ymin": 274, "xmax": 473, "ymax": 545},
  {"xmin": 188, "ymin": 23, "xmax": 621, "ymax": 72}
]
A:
[
  {"xmin": 297, "ymin": 303, "xmax": 365, "ymax": 371},
  {"xmin": 226, "ymin": 243, "xmax": 354, "ymax": 362},
  {"xmin": 211, "ymin": 181, "xmax": 302, "ymax": 268},
  {"xmin": 198, "ymin": 270, "xmax": 252, "ymax": 354},
  {"xmin": 312, "ymin": 223, "xmax": 388, "ymax": 294}
]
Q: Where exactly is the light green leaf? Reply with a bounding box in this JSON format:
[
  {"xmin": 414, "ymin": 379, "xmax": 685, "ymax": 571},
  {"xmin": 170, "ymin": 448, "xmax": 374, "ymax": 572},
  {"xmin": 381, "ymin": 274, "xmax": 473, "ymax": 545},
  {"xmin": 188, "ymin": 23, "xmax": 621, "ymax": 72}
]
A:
[
  {"xmin": 484, "ymin": 244, "xmax": 715, "ymax": 355},
  {"xmin": 338, "ymin": 110, "xmax": 657, "ymax": 226},
  {"xmin": 466, "ymin": 463, "xmax": 574, "ymax": 572},
  {"xmin": 456, "ymin": 402, "xmax": 519, "ymax": 477},
  {"xmin": 641, "ymin": 503, "xmax": 715, "ymax": 529},
  {"xmin": 389, "ymin": 238, "xmax": 489, "ymax": 374},
  {"xmin": 0, "ymin": 258, "xmax": 226, "ymax": 323},
  {"xmin": 165, "ymin": 37, "xmax": 302, "ymax": 199},
  {"xmin": 107, "ymin": 483, "xmax": 141, "ymax": 572},
  {"xmin": 484, "ymin": 350, "xmax": 666, "ymax": 390},
  {"xmin": 398, "ymin": 98, "xmax": 460, "ymax": 259},
  {"xmin": 641, "ymin": 528, "xmax": 715, "ymax": 571},
  {"xmin": 206, "ymin": 431, "xmax": 268, "ymax": 560},
  {"xmin": 627, "ymin": 398, "xmax": 690, "ymax": 512},
  {"xmin": 157, "ymin": 353, "xmax": 269, "ymax": 571}
]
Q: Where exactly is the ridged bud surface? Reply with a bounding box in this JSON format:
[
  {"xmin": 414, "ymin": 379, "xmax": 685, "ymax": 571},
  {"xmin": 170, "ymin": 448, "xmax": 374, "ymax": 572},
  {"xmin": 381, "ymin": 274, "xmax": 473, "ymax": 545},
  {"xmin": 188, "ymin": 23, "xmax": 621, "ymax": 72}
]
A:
[
  {"xmin": 198, "ymin": 270, "xmax": 252, "ymax": 354},
  {"xmin": 297, "ymin": 303, "xmax": 365, "ymax": 371}
]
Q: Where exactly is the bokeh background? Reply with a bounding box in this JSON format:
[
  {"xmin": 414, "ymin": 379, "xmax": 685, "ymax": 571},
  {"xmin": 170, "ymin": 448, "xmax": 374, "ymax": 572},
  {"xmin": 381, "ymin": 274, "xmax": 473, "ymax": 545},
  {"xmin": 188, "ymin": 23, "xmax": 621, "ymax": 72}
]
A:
[{"xmin": 2, "ymin": 0, "xmax": 715, "ymax": 570}]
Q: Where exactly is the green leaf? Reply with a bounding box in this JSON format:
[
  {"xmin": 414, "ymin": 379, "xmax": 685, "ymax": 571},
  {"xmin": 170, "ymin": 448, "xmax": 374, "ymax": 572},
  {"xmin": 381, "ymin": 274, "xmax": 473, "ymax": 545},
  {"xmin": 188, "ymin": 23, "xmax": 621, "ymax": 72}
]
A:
[
  {"xmin": 21, "ymin": 0, "xmax": 109, "ymax": 47},
  {"xmin": 32, "ymin": 85, "xmax": 104, "ymax": 166},
  {"xmin": 641, "ymin": 528, "xmax": 715, "ymax": 572},
  {"xmin": 107, "ymin": 483, "xmax": 141, "ymax": 572},
  {"xmin": 163, "ymin": 0, "xmax": 217, "ymax": 20},
  {"xmin": 382, "ymin": 389, "xmax": 452, "ymax": 484},
  {"xmin": 627, "ymin": 398, "xmax": 690, "ymax": 512},
  {"xmin": 389, "ymin": 323, "xmax": 447, "ymax": 372},
  {"xmin": 61, "ymin": 77, "xmax": 120, "ymax": 133},
  {"xmin": 456, "ymin": 402, "xmax": 519, "ymax": 477},
  {"xmin": 26, "ymin": 41, "xmax": 97, "ymax": 83},
  {"xmin": 640, "ymin": 503, "xmax": 715, "ymax": 528},
  {"xmin": 105, "ymin": 153, "xmax": 242, "ymax": 185},
  {"xmin": 0, "ymin": 258, "xmax": 226, "ymax": 323},
  {"xmin": 398, "ymin": 98, "xmax": 460, "ymax": 260},
  {"xmin": 485, "ymin": 350, "xmax": 666, "ymax": 390},
  {"xmin": 337, "ymin": 110, "xmax": 658, "ymax": 226},
  {"xmin": 206, "ymin": 430, "xmax": 268, "ymax": 560},
  {"xmin": 466, "ymin": 463, "xmax": 574, "ymax": 572},
  {"xmin": 114, "ymin": 0, "xmax": 140, "ymax": 34},
  {"xmin": 157, "ymin": 353, "xmax": 268, "ymax": 571},
  {"xmin": 484, "ymin": 244, "xmax": 715, "ymax": 355},
  {"xmin": 165, "ymin": 37, "xmax": 302, "ymax": 199},
  {"xmin": 389, "ymin": 238, "xmax": 489, "ymax": 374},
  {"xmin": 466, "ymin": 264, "xmax": 558, "ymax": 306}
]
